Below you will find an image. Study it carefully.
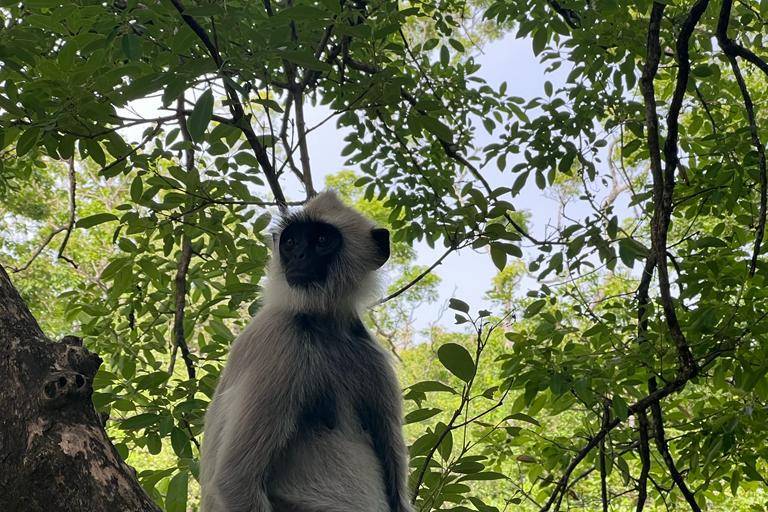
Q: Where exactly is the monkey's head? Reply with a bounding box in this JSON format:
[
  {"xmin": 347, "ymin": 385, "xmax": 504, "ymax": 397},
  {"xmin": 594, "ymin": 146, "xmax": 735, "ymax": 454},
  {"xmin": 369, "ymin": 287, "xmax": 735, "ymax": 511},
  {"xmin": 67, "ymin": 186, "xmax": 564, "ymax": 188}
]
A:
[{"xmin": 265, "ymin": 190, "xmax": 390, "ymax": 313}]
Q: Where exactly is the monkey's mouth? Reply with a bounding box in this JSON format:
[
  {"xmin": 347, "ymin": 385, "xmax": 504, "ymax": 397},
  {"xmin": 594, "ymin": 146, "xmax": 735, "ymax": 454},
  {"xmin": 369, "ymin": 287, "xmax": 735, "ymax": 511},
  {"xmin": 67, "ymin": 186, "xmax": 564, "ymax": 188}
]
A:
[{"xmin": 285, "ymin": 270, "xmax": 322, "ymax": 287}]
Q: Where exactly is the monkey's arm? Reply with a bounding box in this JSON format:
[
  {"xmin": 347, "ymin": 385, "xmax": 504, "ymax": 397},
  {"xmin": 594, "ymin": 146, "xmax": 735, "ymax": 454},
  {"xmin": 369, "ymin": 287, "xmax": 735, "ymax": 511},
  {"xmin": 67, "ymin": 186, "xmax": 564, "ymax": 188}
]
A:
[
  {"xmin": 213, "ymin": 363, "xmax": 308, "ymax": 512},
  {"xmin": 358, "ymin": 364, "xmax": 414, "ymax": 512}
]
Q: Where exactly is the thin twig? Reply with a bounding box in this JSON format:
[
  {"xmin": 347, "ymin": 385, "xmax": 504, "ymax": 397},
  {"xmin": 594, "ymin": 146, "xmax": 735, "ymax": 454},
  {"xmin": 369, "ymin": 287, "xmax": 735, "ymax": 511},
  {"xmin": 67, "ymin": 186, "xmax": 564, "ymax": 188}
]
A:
[
  {"xmin": 57, "ymin": 158, "xmax": 78, "ymax": 268},
  {"xmin": 292, "ymin": 91, "xmax": 316, "ymax": 198},
  {"xmin": 376, "ymin": 244, "xmax": 457, "ymax": 305},
  {"xmin": 10, "ymin": 227, "xmax": 67, "ymax": 273},
  {"xmin": 97, "ymin": 122, "xmax": 161, "ymax": 178}
]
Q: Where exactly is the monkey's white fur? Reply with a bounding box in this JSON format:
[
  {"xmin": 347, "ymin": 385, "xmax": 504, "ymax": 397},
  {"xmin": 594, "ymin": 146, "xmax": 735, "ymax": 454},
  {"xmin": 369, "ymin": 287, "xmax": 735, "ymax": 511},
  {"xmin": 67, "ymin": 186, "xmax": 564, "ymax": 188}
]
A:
[{"xmin": 200, "ymin": 191, "xmax": 412, "ymax": 512}]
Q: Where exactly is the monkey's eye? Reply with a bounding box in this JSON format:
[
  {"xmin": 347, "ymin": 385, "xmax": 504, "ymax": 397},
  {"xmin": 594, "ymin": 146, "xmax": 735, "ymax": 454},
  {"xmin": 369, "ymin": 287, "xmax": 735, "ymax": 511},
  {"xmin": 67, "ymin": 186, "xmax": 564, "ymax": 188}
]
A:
[
  {"xmin": 317, "ymin": 234, "xmax": 328, "ymax": 246},
  {"xmin": 284, "ymin": 237, "xmax": 295, "ymax": 247}
]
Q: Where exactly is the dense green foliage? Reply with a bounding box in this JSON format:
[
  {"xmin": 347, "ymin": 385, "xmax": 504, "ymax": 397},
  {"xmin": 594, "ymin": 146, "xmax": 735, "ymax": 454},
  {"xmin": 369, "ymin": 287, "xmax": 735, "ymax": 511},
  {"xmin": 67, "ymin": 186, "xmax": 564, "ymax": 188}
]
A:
[{"xmin": 3, "ymin": 0, "xmax": 768, "ymax": 510}]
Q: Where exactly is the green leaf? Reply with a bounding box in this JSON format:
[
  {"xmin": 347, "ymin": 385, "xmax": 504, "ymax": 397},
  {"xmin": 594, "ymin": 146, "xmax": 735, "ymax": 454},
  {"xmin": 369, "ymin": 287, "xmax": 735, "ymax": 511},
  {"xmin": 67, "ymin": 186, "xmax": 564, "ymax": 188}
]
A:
[
  {"xmin": 459, "ymin": 471, "xmax": 508, "ymax": 481},
  {"xmin": 438, "ymin": 427, "xmax": 453, "ymax": 460},
  {"xmin": 440, "ymin": 45, "xmax": 449, "ymax": 66},
  {"xmin": 58, "ymin": 41, "xmax": 77, "ymax": 68},
  {"xmin": 448, "ymin": 298, "xmax": 470, "ymax": 313},
  {"xmin": 448, "ymin": 38, "xmax": 465, "ymax": 52},
  {"xmin": 490, "ymin": 243, "xmax": 507, "ymax": 270},
  {"xmin": 82, "ymin": 139, "xmax": 106, "ymax": 166},
  {"xmin": 171, "ymin": 427, "xmax": 192, "ymax": 458},
  {"xmin": 612, "ymin": 395, "xmax": 629, "ymax": 420},
  {"xmin": 188, "ymin": 89, "xmax": 214, "ymax": 142},
  {"xmin": 25, "ymin": 0, "xmax": 63, "ymax": 7},
  {"xmin": 165, "ymin": 471, "xmax": 189, "ymax": 512},
  {"xmin": 420, "ymin": 115, "xmax": 452, "ymax": 141},
  {"xmin": 16, "ymin": 127, "xmax": 40, "ymax": 156},
  {"xmin": 505, "ymin": 412, "xmax": 540, "ymax": 427},
  {"xmin": 121, "ymin": 34, "xmax": 142, "ymax": 60},
  {"xmin": 135, "ymin": 371, "xmax": 170, "ymax": 390},
  {"xmin": 279, "ymin": 5, "xmax": 329, "ymax": 19},
  {"xmin": 524, "ymin": 299, "xmax": 546, "ymax": 318},
  {"xmin": 408, "ymin": 380, "xmax": 458, "ymax": 394},
  {"xmin": 437, "ymin": 343, "xmax": 476, "ymax": 383},
  {"xmin": 532, "ymin": 28, "xmax": 547, "ymax": 55},
  {"xmin": 280, "ymin": 50, "xmax": 333, "ymax": 72},
  {"xmin": 146, "ymin": 432, "xmax": 162, "ymax": 455},
  {"xmin": 618, "ymin": 238, "xmax": 648, "ymax": 267},
  {"xmin": 120, "ymin": 413, "xmax": 159, "ymax": 431},
  {"xmin": 731, "ymin": 470, "xmax": 741, "ymax": 496},
  {"xmin": 130, "ymin": 176, "xmax": 143, "ymax": 202},
  {"xmin": 76, "ymin": 213, "xmax": 118, "ymax": 229},
  {"xmin": 405, "ymin": 408, "xmax": 442, "ymax": 424}
]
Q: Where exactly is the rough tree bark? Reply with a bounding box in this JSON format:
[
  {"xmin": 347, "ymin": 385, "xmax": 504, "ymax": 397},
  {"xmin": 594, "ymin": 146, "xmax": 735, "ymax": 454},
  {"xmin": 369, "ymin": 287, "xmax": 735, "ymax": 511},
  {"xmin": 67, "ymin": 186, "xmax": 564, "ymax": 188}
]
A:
[{"xmin": 0, "ymin": 264, "xmax": 159, "ymax": 511}]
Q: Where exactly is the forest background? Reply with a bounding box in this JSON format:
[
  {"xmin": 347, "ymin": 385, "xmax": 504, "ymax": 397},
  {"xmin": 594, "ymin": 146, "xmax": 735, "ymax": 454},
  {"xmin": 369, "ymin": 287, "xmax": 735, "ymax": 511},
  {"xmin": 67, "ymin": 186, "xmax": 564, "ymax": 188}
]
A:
[{"xmin": 1, "ymin": 0, "xmax": 768, "ymax": 511}]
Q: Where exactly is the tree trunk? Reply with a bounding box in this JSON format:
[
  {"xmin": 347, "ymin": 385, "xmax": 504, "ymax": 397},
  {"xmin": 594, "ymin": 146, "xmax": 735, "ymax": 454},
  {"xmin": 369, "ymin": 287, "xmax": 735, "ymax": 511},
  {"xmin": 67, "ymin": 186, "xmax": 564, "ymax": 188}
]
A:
[{"xmin": 0, "ymin": 264, "xmax": 159, "ymax": 512}]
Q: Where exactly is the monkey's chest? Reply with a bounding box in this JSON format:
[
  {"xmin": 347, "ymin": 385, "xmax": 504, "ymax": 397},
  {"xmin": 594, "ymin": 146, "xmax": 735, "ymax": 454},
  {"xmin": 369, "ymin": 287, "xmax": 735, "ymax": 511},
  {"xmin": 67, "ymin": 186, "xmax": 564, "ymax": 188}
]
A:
[{"xmin": 269, "ymin": 410, "xmax": 388, "ymax": 512}]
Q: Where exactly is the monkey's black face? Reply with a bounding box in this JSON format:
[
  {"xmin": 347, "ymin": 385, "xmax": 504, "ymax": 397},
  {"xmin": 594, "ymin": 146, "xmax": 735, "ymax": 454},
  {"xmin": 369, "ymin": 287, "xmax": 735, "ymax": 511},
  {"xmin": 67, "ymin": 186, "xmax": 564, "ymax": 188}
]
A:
[{"xmin": 279, "ymin": 220, "xmax": 343, "ymax": 287}]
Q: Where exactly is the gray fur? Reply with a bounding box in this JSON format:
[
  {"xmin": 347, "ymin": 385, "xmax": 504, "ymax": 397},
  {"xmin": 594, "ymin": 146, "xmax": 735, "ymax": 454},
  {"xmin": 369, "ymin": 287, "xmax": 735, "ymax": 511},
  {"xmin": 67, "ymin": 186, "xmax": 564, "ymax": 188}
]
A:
[{"xmin": 200, "ymin": 191, "xmax": 413, "ymax": 512}]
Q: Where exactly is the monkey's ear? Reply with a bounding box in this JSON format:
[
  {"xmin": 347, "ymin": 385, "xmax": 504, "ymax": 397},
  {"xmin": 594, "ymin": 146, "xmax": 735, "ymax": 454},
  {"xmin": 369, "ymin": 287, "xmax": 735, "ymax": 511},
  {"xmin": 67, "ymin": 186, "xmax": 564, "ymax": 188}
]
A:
[{"xmin": 371, "ymin": 228, "xmax": 390, "ymax": 268}]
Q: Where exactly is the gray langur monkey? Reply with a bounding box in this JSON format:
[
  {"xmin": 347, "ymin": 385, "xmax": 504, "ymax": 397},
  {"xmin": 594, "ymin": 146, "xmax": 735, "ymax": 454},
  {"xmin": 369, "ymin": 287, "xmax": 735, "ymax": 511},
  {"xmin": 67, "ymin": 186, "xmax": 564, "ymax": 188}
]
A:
[{"xmin": 200, "ymin": 191, "xmax": 414, "ymax": 512}]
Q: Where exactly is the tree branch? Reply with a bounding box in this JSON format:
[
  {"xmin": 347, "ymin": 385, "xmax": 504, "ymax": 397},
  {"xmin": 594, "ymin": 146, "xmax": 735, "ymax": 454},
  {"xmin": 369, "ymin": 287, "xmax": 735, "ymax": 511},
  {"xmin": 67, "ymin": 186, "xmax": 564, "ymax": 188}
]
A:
[
  {"xmin": 56, "ymin": 158, "xmax": 78, "ymax": 268},
  {"xmin": 168, "ymin": 96, "xmax": 197, "ymax": 380},
  {"xmin": 170, "ymin": 236, "xmax": 195, "ymax": 380},
  {"xmin": 640, "ymin": 0, "xmax": 704, "ymax": 377},
  {"xmin": 376, "ymin": 244, "xmax": 457, "ymax": 305},
  {"xmin": 599, "ymin": 400, "xmax": 611, "ymax": 512},
  {"xmin": 636, "ymin": 410, "xmax": 651, "ymax": 512},
  {"xmin": 716, "ymin": 0, "xmax": 768, "ymax": 277},
  {"xmin": 649, "ymin": 382, "xmax": 701, "ymax": 511},
  {"xmin": 169, "ymin": 0, "xmax": 288, "ymax": 210},
  {"xmin": 546, "ymin": 0, "xmax": 581, "ymax": 29},
  {"xmin": 10, "ymin": 227, "xmax": 67, "ymax": 273}
]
